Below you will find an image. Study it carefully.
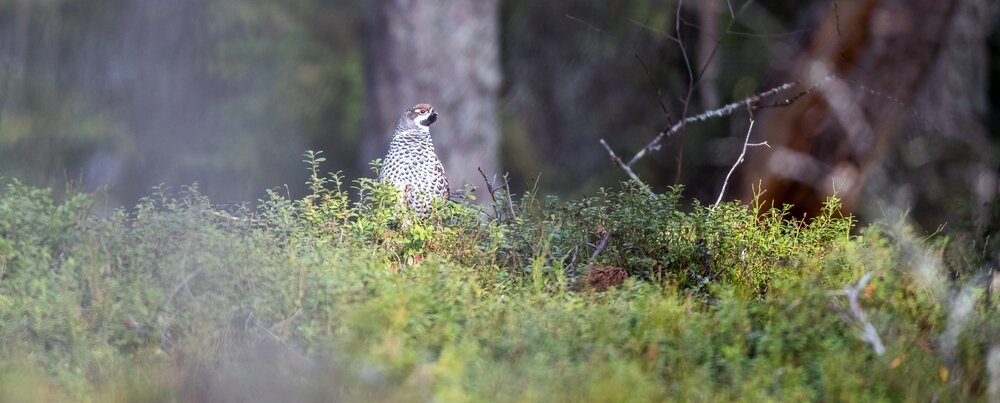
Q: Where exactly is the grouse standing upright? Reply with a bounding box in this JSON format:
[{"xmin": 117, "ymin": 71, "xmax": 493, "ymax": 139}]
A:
[{"xmin": 378, "ymin": 103, "xmax": 450, "ymax": 216}]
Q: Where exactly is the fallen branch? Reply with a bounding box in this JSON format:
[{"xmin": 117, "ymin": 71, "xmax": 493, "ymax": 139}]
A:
[
  {"xmin": 830, "ymin": 272, "xmax": 886, "ymax": 356},
  {"xmin": 588, "ymin": 229, "xmax": 612, "ymax": 268}
]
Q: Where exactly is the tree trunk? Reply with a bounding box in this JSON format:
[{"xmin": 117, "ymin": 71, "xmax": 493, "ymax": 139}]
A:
[
  {"xmin": 360, "ymin": 0, "xmax": 501, "ymax": 195},
  {"xmin": 741, "ymin": 0, "xmax": 992, "ymax": 228}
]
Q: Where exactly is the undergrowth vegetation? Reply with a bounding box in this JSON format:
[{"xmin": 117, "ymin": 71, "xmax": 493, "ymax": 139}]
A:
[{"xmin": 0, "ymin": 153, "xmax": 997, "ymax": 402}]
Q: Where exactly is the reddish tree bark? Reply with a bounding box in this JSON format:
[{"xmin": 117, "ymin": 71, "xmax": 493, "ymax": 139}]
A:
[{"xmin": 742, "ymin": 0, "xmax": 992, "ymax": 226}]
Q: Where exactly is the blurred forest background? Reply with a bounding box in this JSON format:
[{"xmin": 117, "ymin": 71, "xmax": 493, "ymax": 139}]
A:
[{"xmin": 0, "ymin": 0, "xmax": 997, "ymax": 232}]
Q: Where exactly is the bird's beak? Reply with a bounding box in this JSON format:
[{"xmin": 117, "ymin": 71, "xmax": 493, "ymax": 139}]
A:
[{"xmin": 427, "ymin": 111, "xmax": 438, "ymax": 125}]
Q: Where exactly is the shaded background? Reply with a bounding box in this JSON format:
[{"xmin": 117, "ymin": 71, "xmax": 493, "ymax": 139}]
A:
[{"xmin": 0, "ymin": 0, "xmax": 997, "ymax": 231}]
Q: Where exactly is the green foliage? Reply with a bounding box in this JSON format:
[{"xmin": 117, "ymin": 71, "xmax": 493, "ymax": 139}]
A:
[{"xmin": 0, "ymin": 165, "xmax": 996, "ymax": 401}]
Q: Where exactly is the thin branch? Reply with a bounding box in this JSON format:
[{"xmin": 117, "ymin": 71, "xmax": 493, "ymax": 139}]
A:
[
  {"xmin": 566, "ymin": 243, "xmax": 580, "ymax": 278},
  {"xmin": 589, "ymin": 230, "xmax": 612, "ymax": 265},
  {"xmin": 162, "ymin": 238, "xmax": 204, "ymax": 315},
  {"xmin": 722, "ymin": 29, "xmax": 813, "ymax": 38},
  {"xmin": 714, "ymin": 116, "xmax": 760, "ymax": 207},
  {"xmin": 627, "ymin": 81, "xmax": 797, "ymax": 167},
  {"xmin": 830, "ymin": 272, "xmax": 886, "ymax": 356},
  {"xmin": 502, "ymin": 173, "xmax": 517, "ymax": 221},
  {"xmin": 244, "ymin": 312, "xmax": 318, "ymax": 372},
  {"xmin": 674, "ymin": 0, "xmax": 695, "ymax": 113},
  {"xmin": 180, "ymin": 245, "xmax": 197, "ymax": 303},
  {"xmin": 605, "ymin": 4, "xmax": 834, "ymax": 188},
  {"xmin": 478, "ymin": 168, "xmax": 518, "ymax": 222},
  {"xmin": 586, "ymin": 229, "xmax": 613, "ymax": 273},
  {"xmin": 165, "ymin": 268, "xmax": 201, "ymax": 309},
  {"xmin": 478, "ymin": 167, "xmax": 500, "ymax": 222},
  {"xmin": 565, "ymin": 14, "xmax": 604, "ymax": 33},
  {"xmin": 600, "ymin": 139, "xmax": 652, "ymax": 194},
  {"xmin": 673, "ymin": 0, "xmax": 694, "ymax": 180},
  {"xmin": 600, "ymin": 78, "xmax": 834, "ymax": 189},
  {"xmin": 628, "ymin": 18, "xmax": 678, "ymax": 40},
  {"xmin": 757, "ymin": 75, "xmax": 832, "ymax": 109},
  {"xmin": 635, "ymin": 53, "xmax": 674, "ymax": 124}
]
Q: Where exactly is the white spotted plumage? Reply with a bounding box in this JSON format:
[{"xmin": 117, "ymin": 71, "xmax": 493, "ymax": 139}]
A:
[{"xmin": 378, "ymin": 103, "xmax": 449, "ymax": 216}]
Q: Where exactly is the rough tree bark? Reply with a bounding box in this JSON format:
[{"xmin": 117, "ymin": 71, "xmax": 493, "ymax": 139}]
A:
[
  {"xmin": 360, "ymin": 0, "xmax": 501, "ymax": 194},
  {"xmin": 741, "ymin": 0, "xmax": 993, "ymax": 226}
]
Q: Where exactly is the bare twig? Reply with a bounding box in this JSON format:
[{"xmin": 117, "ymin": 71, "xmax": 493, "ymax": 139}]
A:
[
  {"xmin": 599, "ymin": 76, "xmax": 836, "ymax": 192},
  {"xmin": 564, "ymin": 14, "xmax": 604, "ymax": 33},
  {"xmin": 589, "ymin": 230, "xmax": 612, "ymax": 266},
  {"xmin": 714, "ymin": 116, "xmax": 766, "ymax": 207},
  {"xmin": 477, "ymin": 167, "xmax": 517, "ymax": 222},
  {"xmin": 600, "ymin": 139, "xmax": 652, "ymax": 193},
  {"xmin": 830, "ymin": 272, "xmax": 886, "ymax": 356},
  {"xmin": 672, "ymin": 0, "xmax": 694, "ymax": 180},
  {"xmin": 674, "ymin": 0, "xmax": 695, "ymax": 116},
  {"xmin": 246, "ymin": 312, "xmax": 318, "ymax": 372},
  {"xmin": 179, "ymin": 245, "xmax": 197, "ymax": 302},
  {"xmin": 478, "ymin": 167, "xmax": 501, "ymax": 221},
  {"xmin": 566, "ymin": 244, "xmax": 580, "ymax": 278},
  {"xmin": 627, "ymin": 81, "xmax": 797, "ymax": 167},
  {"xmin": 758, "ymin": 75, "xmax": 834, "ymax": 109},
  {"xmin": 161, "ymin": 238, "xmax": 205, "ymax": 318},
  {"xmin": 635, "ymin": 53, "xmax": 674, "ymax": 124},
  {"xmin": 502, "ymin": 173, "xmax": 517, "ymax": 221}
]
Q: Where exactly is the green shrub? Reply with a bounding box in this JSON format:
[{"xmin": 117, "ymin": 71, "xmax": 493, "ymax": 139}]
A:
[{"xmin": 0, "ymin": 156, "xmax": 995, "ymax": 401}]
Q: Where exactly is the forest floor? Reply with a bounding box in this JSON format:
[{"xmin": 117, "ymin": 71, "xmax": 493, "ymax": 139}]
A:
[{"xmin": 0, "ymin": 157, "xmax": 997, "ymax": 402}]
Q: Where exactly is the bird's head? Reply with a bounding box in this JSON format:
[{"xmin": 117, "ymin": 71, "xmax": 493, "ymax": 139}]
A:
[{"xmin": 404, "ymin": 103, "xmax": 438, "ymax": 129}]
